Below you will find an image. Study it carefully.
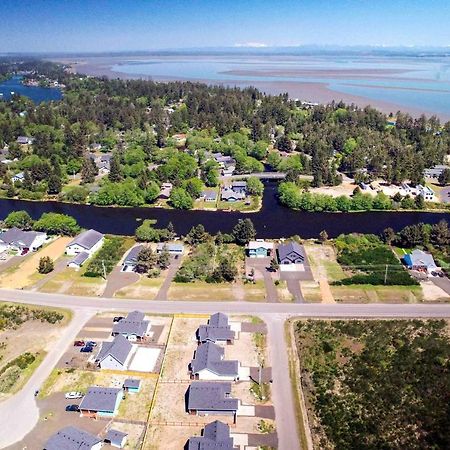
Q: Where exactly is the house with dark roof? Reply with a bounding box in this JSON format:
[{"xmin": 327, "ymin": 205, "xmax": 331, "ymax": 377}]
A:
[
  {"xmin": 79, "ymin": 387, "xmax": 123, "ymax": 418},
  {"xmin": 66, "ymin": 229, "xmax": 104, "ymax": 257},
  {"xmin": 95, "ymin": 154, "xmax": 112, "ymax": 175},
  {"xmin": 277, "ymin": 241, "xmax": 305, "ymax": 265},
  {"xmin": 201, "ymin": 190, "xmax": 218, "ymax": 202},
  {"xmin": 123, "ymin": 378, "xmax": 141, "ymax": 393},
  {"xmin": 190, "ymin": 342, "xmax": 239, "ymax": 381},
  {"xmin": 122, "ymin": 245, "xmax": 145, "ymax": 272},
  {"xmin": 104, "ymin": 429, "xmax": 127, "ymax": 448},
  {"xmin": 112, "ymin": 310, "xmax": 151, "ymax": 342},
  {"xmin": 187, "ymin": 382, "xmax": 239, "ymax": 416},
  {"xmin": 221, "ymin": 189, "xmax": 245, "ymax": 202},
  {"xmin": 0, "ymin": 227, "xmax": 47, "ymax": 254},
  {"xmin": 197, "ymin": 313, "xmax": 235, "ymax": 344},
  {"xmin": 187, "ymin": 420, "xmax": 234, "ymax": 450},
  {"xmin": 231, "ymin": 181, "xmax": 247, "ymax": 194},
  {"xmin": 95, "ymin": 335, "xmax": 134, "ymax": 370},
  {"xmin": 44, "ymin": 426, "xmax": 102, "ymax": 450},
  {"xmin": 403, "ymin": 249, "xmax": 438, "ymax": 273}
]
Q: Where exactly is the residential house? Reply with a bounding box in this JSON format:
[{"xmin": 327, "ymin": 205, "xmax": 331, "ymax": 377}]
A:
[
  {"xmin": 417, "ymin": 184, "xmax": 435, "ymax": 201},
  {"xmin": 187, "ymin": 382, "xmax": 239, "ymax": 416},
  {"xmin": 231, "ymin": 181, "xmax": 247, "ymax": 194},
  {"xmin": 122, "ymin": 245, "xmax": 145, "ymax": 272},
  {"xmin": 123, "ymin": 378, "xmax": 141, "ymax": 393},
  {"xmin": 44, "ymin": 426, "xmax": 102, "ymax": 450},
  {"xmin": 95, "ymin": 154, "xmax": 112, "ymax": 175},
  {"xmin": 0, "ymin": 227, "xmax": 47, "ymax": 254},
  {"xmin": 403, "ymin": 249, "xmax": 438, "ymax": 274},
  {"xmin": 79, "ymin": 387, "xmax": 123, "ymax": 418},
  {"xmin": 12, "ymin": 172, "xmax": 24, "ymax": 183},
  {"xmin": 112, "ymin": 310, "xmax": 151, "ymax": 342},
  {"xmin": 95, "ymin": 335, "xmax": 134, "ymax": 370},
  {"xmin": 190, "ymin": 342, "xmax": 239, "ymax": 381},
  {"xmin": 221, "ymin": 189, "xmax": 245, "ymax": 202},
  {"xmin": 423, "ymin": 165, "xmax": 449, "ymax": 179},
  {"xmin": 90, "ymin": 143, "xmax": 102, "ymax": 151},
  {"xmin": 400, "ymin": 182, "xmax": 418, "ymax": 196},
  {"xmin": 16, "ymin": 136, "xmax": 34, "ymax": 145},
  {"xmin": 67, "ymin": 251, "xmax": 90, "ymax": 270},
  {"xmin": 66, "ymin": 229, "xmax": 104, "ymax": 257},
  {"xmin": 187, "ymin": 421, "xmax": 234, "ymax": 450},
  {"xmin": 104, "ymin": 429, "xmax": 128, "ymax": 449},
  {"xmin": 159, "ymin": 182, "xmax": 173, "ymax": 200},
  {"xmin": 277, "ymin": 241, "xmax": 305, "ymax": 265},
  {"xmin": 156, "ymin": 243, "xmax": 184, "ymax": 255},
  {"xmin": 247, "ymin": 240, "xmax": 273, "ymax": 258},
  {"xmin": 197, "ymin": 313, "xmax": 235, "ymax": 344},
  {"xmin": 201, "ymin": 190, "xmax": 218, "ymax": 202}
]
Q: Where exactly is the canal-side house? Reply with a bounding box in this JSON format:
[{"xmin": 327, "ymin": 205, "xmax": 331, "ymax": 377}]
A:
[
  {"xmin": 197, "ymin": 313, "xmax": 235, "ymax": 344},
  {"xmin": 79, "ymin": 387, "xmax": 123, "ymax": 418},
  {"xmin": 156, "ymin": 243, "xmax": 184, "ymax": 255},
  {"xmin": 189, "ymin": 342, "xmax": 239, "ymax": 381},
  {"xmin": 403, "ymin": 249, "xmax": 438, "ymax": 274},
  {"xmin": 231, "ymin": 181, "xmax": 247, "ymax": 194},
  {"xmin": 0, "ymin": 227, "xmax": 47, "ymax": 255},
  {"xmin": 221, "ymin": 189, "xmax": 245, "ymax": 202},
  {"xmin": 16, "ymin": 136, "xmax": 34, "ymax": 145},
  {"xmin": 44, "ymin": 426, "xmax": 102, "ymax": 450},
  {"xmin": 277, "ymin": 241, "xmax": 305, "ymax": 265},
  {"xmin": 66, "ymin": 229, "xmax": 104, "ymax": 257},
  {"xmin": 187, "ymin": 421, "xmax": 234, "ymax": 450},
  {"xmin": 95, "ymin": 335, "xmax": 134, "ymax": 370},
  {"xmin": 12, "ymin": 172, "xmax": 24, "ymax": 183},
  {"xmin": 201, "ymin": 190, "xmax": 218, "ymax": 202},
  {"xmin": 187, "ymin": 382, "xmax": 239, "ymax": 417},
  {"xmin": 247, "ymin": 240, "xmax": 273, "ymax": 258},
  {"xmin": 159, "ymin": 182, "xmax": 173, "ymax": 200},
  {"xmin": 122, "ymin": 245, "xmax": 145, "ymax": 272},
  {"xmin": 111, "ymin": 310, "xmax": 151, "ymax": 342}
]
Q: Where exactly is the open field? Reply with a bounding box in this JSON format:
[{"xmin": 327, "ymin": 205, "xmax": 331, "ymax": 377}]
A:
[
  {"xmin": 167, "ymin": 281, "xmax": 240, "ymax": 301},
  {"xmin": 115, "ymin": 275, "xmax": 166, "ymax": 299},
  {"xmin": 331, "ymin": 284, "xmax": 423, "ymax": 303}
]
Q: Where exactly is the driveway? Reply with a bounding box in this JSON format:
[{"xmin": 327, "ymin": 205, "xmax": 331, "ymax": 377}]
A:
[
  {"xmin": 30, "ymin": 256, "xmax": 70, "ymax": 291},
  {"xmin": 102, "ymin": 266, "xmax": 139, "ymax": 297},
  {"xmin": 286, "ymin": 279, "xmax": 304, "ymax": 303},
  {"xmin": 245, "ymin": 257, "xmax": 278, "ymax": 302},
  {"xmin": 154, "ymin": 256, "xmax": 182, "ymax": 300},
  {"xmin": 430, "ymin": 276, "xmax": 450, "ymax": 296},
  {"xmin": 439, "ymin": 186, "xmax": 450, "ymax": 203},
  {"xmin": 0, "ymin": 308, "xmax": 94, "ymax": 448}
]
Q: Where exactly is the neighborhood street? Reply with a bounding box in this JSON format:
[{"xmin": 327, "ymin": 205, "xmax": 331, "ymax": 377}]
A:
[{"xmin": 0, "ymin": 288, "xmax": 449, "ymax": 449}]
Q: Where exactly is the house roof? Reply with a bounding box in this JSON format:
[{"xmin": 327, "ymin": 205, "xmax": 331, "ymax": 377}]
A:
[
  {"xmin": 79, "ymin": 387, "xmax": 122, "ymax": 412},
  {"xmin": 188, "ymin": 421, "xmax": 234, "ymax": 450},
  {"xmin": 209, "ymin": 313, "xmax": 229, "ymax": 328},
  {"xmin": 16, "ymin": 136, "xmax": 33, "ymax": 144},
  {"xmin": 188, "ymin": 382, "xmax": 238, "ymax": 412},
  {"xmin": 123, "ymin": 378, "xmax": 141, "ymax": 389},
  {"xmin": 0, "ymin": 227, "xmax": 45, "ymax": 248},
  {"xmin": 68, "ymin": 229, "xmax": 104, "ymax": 251},
  {"xmin": 202, "ymin": 190, "xmax": 218, "ymax": 200},
  {"xmin": 248, "ymin": 240, "xmax": 274, "ymax": 251},
  {"xmin": 190, "ymin": 342, "xmax": 238, "ymax": 376},
  {"xmin": 44, "ymin": 426, "xmax": 102, "ymax": 450},
  {"xmin": 198, "ymin": 313, "xmax": 235, "ymax": 343},
  {"xmin": 105, "ymin": 429, "xmax": 128, "ymax": 445},
  {"xmin": 405, "ymin": 249, "xmax": 437, "ymax": 269},
  {"xmin": 221, "ymin": 190, "xmax": 245, "ymax": 201},
  {"xmin": 232, "ymin": 181, "xmax": 247, "ymax": 188},
  {"xmin": 96, "ymin": 335, "xmax": 133, "ymax": 366},
  {"xmin": 112, "ymin": 310, "xmax": 149, "ymax": 337},
  {"xmin": 156, "ymin": 243, "xmax": 184, "ymax": 252},
  {"xmin": 123, "ymin": 245, "xmax": 145, "ymax": 266},
  {"xmin": 69, "ymin": 251, "xmax": 90, "ymax": 266},
  {"xmin": 277, "ymin": 241, "xmax": 304, "ymax": 262}
]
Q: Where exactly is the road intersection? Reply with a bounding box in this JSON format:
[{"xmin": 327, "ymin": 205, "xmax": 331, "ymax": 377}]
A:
[{"xmin": 0, "ymin": 288, "xmax": 449, "ymax": 449}]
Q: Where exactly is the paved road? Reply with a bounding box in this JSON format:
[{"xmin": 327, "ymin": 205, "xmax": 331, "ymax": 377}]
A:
[
  {"xmin": 431, "ymin": 276, "xmax": 450, "ymax": 296},
  {"xmin": 1, "ymin": 288, "xmax": 450, "ymax": 449},
  {"xmin": 0, "ymin": 308, "xmax": 94, "ymax": 448}
]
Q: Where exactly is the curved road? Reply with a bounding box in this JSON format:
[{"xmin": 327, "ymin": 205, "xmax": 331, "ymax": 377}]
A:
[{"xmin": 0, "ymin": 288, "xmax": 449, "ymax": 449}]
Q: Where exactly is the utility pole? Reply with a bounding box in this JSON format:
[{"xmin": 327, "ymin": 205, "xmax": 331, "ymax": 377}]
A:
[
  {"xmin": 102, "ymin": 260, "xmax": 107, "ymax": 279},
  {"xmin": 384, "ymin": 264, "xmax": 388, "ymax": 285}
]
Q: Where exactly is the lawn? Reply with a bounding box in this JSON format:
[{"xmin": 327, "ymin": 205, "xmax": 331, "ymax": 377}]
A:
[
  {"xmin": 167, "ymin": 281, "xmax": 237, "ymax": 301},
  {"xmin": 331, "ymin": 284, "xmax": 423, "ymax": 303},
  {"xmin": 115, "ymin": 275, "xmax": 165, "ymax": 300}
]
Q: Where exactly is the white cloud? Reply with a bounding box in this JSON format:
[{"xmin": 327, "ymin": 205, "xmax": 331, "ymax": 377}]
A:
[{"xmin": 234, "ymin": 42, "xmax": 268, "ymax": 48}]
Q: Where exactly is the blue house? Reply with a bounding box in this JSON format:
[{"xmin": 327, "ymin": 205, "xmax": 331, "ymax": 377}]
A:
[
  {"xmin": 247, "ymin": 240, "xmax": 274, "ymax": 258},
  {"xmin": 79, "ymin": 387, "xmax": 123, "ymax": 417},
  {"xmin": 123, "ymin": 378, "xmax": 141, "ymax": 393}
]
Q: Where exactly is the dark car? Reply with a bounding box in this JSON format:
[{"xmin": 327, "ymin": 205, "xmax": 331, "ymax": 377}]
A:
[
  {"xmin": 74, "ymin": 340, "xmax": 85, "ymax": 347},
  {"xmin": 65, "ymin": 404, "xmax": 79, "ymax": 412},
  {"xmin": 113, "ymin": 316, "xmax": 124, "ymax": 323},
  {"xmin": 80, "ymin": 346, "xmax": 93, "ymax": 353},
  {"xmin": 34, "ymin": 390, "xmax": 39, "ymax": 397}
]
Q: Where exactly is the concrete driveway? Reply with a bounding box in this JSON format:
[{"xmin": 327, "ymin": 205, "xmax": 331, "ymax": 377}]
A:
[
  {"xmin": 439, "ymin": 186, "xmax": 450, "ymax": 203},
  {"xmin": 0, "ymin": 308, "xmax": 94, "ymax": 449},
  {"xmin": 245, "ymin": 257, "xmax": 278, "ymax": 302},
  {"xmin": 431, "ymin": 276, "xmax": 450, "ymax": 296},
  {"xmin": 102, "ymin": 266, "xmax": 139, "ymax": 297},
  {"xmin": 155, "ymin": 256, "xmax": 182, "ymax": 300}
]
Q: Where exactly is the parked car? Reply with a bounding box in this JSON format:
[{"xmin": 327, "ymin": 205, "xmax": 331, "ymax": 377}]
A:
[
  {"xmin": 80, "ymin": 346, "xmax": 93, "ymax": 353},
  {"xmin": 65, "ymin": 392, "xmax": 83, "ymax": 399},
  {"xmin": 65, "ymin": 404, "xmax": 80, "ymax": 412},
  {"xmin": 86, "ymin": 341, "xmax": 97, "ymax": 347},
  {"xmin": 74, "ymin": 340, "xmax": 85, "ymax": 347},
  {"xmin": 34, "ymin": 390, "xmax": 39, "ymax": 397},
  {"xmin": 113, "ymin": 316, "xmax": 124, "ymax": 323}
]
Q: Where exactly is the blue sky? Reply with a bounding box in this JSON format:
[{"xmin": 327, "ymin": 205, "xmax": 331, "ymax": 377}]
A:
[{"xmin": 1, "ymin": 0, "xmax": 449, "ymax": 52}]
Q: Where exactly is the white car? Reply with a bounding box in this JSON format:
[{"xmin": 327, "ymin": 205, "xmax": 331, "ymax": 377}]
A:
[{"xmin": 65, "ymin": 391, "xmax": 83, "ymax": 399}]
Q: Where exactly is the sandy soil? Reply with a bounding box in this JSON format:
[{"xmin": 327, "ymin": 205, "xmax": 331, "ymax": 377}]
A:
[
  {"xmin": 420, "ymin": 281, "xmax": 450, "ymax": 302},
  {"xmin": 226, "ymin": 332, "xmax": 259, "ymax": 367},
  {"xmin": 144, "ymin": 425, "xmax": 203, "ymax": 450},
  {"xmin": 0, "ymin": 237, "xmax": 71, "ymax": 289}
]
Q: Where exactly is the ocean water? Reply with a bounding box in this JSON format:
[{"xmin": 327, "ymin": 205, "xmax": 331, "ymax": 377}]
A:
[
  {"xmin": 110, "ymin": 55, "xmax": 450, "ymax": 118},
  {"xmin": 0, "ymin": 76, "xmax": 62, "ymax": 103}
]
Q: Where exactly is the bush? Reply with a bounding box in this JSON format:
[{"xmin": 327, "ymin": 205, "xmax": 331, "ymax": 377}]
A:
[
  {"xmin": 38, "ymin": 256, "xmax": 54, "ymax": 274},
  {"xmin": 33, "ymin": 212, "xmax": 80, "ymax": 236},
  {"xmin": 84, "ymin": 237, "xmax": 125, "ymax": 278},
  {"xmin": 4, "ymin": 211, "xmax": 34, "ymax": 229}
]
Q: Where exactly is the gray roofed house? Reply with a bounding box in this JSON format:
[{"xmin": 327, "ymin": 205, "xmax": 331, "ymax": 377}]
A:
[
  {"xmin": 112, "ymin": 310, "xmax": 150, "ymax": 341},
  {"xmin": 105, "ymin": 429, "xmax": 128, "ymax": 448},
  {"xmin": 95, "ymin": 335, "xmax": 133, "ymax": 370},
  {"xmin": 187, "ymin": 382, "xmax": 239, "ymax": 415},
  {"xmin": 403, "ymin": 249, "xmax": 438, "ymax": 273},
  {"xmin": 187, "ymin": 420, "xmax": 234, "ymax": 450},
  {"xmin": 156, "ymin": 243, "xmax": 184, "ymax": 254},
  {"xmin": 202, "ymin": 190, "xmax": 218, "ymax": 202},
  {"xmin": 190, "ymin": 342, "xmax": 239, "ymax": 380},
  {"xmin": 122, "ymin": 245, "xmax": 145, "ymax": 272},
  {"xmin": 424, "ymin": 165, "xmax": 450, "ymax": 179},
  {"xmin": 79, "ymin": 387, "xmax": 123, "ymax": 417},
  {"xmin": 277, "ymin": 241, "xmax": 305, "ymax": 265},
  {"xmin": 123, "ymin": 378, "xmax": 141, "ymax": 392},
  {"xmin": 16, "ymin": 136, "xmax": 34, "ymax": 145},
  {"xmin": 66, "ymin": 229, "xmax": 104, "ymax": 256},
  {"xmin": 44, "ymin": 426, "xmax": 102, "ymax": 450},
  {"xmin": 0, "ymin": 227, "xmax": 47, "ymax": 253},
  {"xmin": 198, "ymin": 313, "xmax": 235, "ymax": 344},
  {"xmin": 67, "ymin": 251, "xmax": 90, "ymax": 269},
  {"xmin": 221, "ymin": 189, "xmax": 245, "ymax": 202},
  {"xmin": 231, "ymin": 181, "xmax": 247, "ymax": 194}
]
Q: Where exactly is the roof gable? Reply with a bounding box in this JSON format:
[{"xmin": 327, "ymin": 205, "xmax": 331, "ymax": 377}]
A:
[{"xmin": 68, "ymin": 229, "xmax": 104, "ymax": 251}]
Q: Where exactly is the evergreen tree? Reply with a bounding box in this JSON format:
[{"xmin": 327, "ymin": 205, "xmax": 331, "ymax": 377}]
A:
[
  {"xmin": 232, "ymin": 218, "xmax": 256, "ymax": 245},
  {"xmin": 135, "ymin": 247, "xmax": 157, "ymax": 274},
  {"xmin": 47, "ymin": 174, "xmax": 62, "ymax": 194},
  {"xmin": 108, "ymin": 154, "xmax": 123, "ymax": 182},
  {"xmin": 80, "ymin": 157, "xmax": 97, "ymax": 184},
  {"xmin": 38, "ymin": 256, "xmax": 54, "ymax": 274},
  {"xmin": 158, "ymin": 246, "xmax": 171, "ymax": 269}
]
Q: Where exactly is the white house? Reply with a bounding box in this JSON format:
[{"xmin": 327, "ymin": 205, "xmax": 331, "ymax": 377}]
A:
[
  {"xmin": 417, "ymin": 184, "xmax": 435, "ymax": 201},
  {"xmin": 66, "ymin": 229, "xmax": 104, "ymax": 257},
  {"xmin": 67, "ymin": 251, "xmax": 90, "ymax": 270},
  {"xmin": 12, "ymin": 172, "xmax": 25, "ymax": 183},
  {"xmin": 95, "ymin": 335, "xmax": 134, "ymax": 371},
  {"xmin": 0, "ymin": 227, "xmax": 47, "ymax": 254}
]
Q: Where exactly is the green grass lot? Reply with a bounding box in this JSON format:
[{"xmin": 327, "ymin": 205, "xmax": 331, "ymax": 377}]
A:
[
  {"xmin": 331, "ymin": 284, "xmax": 423, "ymax": 303},
  {"xmin": 301, "ymin": 281, "xmax": 322, "ymax": 302},
  {"xmin": 168, "ymin": 281, "xmax": 241, "ymax": 301},
  {"xmin": 240, "ymin": 280, "xmax": 267, "ymax": 302},
  {"xmin": 115, "ymin": 275, "xmax": 165, "ymax": 300},
  {"xmin": 217, "ymin": 195, "xmax": 261, "ymax": 212},
  {"xmin": 323, "ymin": 259, "xmax": 346, "ymax": 282}
]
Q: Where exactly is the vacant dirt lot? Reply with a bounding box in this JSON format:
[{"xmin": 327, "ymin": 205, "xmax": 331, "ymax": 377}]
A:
[
  {"xmin": 115, "ymin": 275, "xmax": 166, "ymax": 300},
  {"xmin": 144, "ymin": 425, "xmax": 203, "ymax": 450},
  {"xmin": 0, "ymin": 237, "xmax": 71, "ymax": 289}
]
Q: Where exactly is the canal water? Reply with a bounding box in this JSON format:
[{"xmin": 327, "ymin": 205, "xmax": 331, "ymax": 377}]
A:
[
  {"xmin": 0, "ymin": 76, "xmax": 62, "ymax": 103},
  {"xmin": 0, "ymin": 182, "xmax": 449, "ymax": 238}
]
